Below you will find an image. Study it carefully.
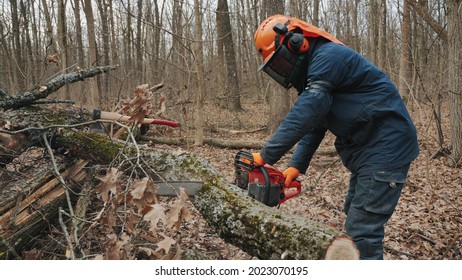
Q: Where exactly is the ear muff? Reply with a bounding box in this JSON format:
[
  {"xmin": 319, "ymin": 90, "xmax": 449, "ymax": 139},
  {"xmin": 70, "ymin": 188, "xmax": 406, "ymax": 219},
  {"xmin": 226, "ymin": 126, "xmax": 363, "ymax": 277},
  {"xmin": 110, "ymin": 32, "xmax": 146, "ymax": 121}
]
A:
[
  {"xmin": 272, "ymin": 23, "xmax": 309, "ymax": 55},
  {"xmin": 287, "ymin": 33, "xmax": 309, "ymax": 54}
]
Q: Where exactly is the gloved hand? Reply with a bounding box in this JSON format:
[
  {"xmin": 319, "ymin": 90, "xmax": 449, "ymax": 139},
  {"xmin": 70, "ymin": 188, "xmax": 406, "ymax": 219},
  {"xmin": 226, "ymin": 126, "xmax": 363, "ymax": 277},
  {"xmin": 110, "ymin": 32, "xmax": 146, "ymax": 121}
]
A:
[
  {"xmin": 252, "ymin": 152, "xmax": 265, "ymax": 166},
  {"xmin": 283, "ymin": 167, "xmax": 300, "ymax": 188}
]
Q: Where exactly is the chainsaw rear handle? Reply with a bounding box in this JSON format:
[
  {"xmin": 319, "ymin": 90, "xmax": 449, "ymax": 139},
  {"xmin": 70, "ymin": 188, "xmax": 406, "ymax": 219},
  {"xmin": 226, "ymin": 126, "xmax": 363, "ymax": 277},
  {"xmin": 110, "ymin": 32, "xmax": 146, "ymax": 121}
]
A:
[
  {"xmin": 280, "ymin": 179, "xmax": 302, "ymax": 204},
  {"xmin": 93, "ymin": 109, "xmax": 179, "ymax": 128},
  {"xmin": 234, "ymin": 150, "xmax": 255, "ymax": 171}
]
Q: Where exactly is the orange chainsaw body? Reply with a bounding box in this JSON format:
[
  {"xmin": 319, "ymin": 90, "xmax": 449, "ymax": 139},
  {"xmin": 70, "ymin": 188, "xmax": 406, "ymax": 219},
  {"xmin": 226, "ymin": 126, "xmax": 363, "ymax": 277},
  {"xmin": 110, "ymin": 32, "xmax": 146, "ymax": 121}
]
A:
[{"xmin": 234, "ymin": 151, "xmax": 301, "ymax": 207}]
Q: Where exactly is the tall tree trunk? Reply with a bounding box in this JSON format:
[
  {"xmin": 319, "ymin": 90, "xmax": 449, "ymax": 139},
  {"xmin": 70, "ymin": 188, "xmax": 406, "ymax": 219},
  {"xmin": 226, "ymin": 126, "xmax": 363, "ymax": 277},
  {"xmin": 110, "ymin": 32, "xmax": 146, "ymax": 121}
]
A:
[
  {"xmin": 193, "ymin": 0, "xmax": 205, "ymax": 145},
  {"xmin": 9, "ymin": 0, "xmax": 25, "ymax": 91},
  {"xmin": 378, "ymin": 0, "xmax": 388, "ymax": 71},
  {"xmin": 57, "ymin": 0, "xmax": 70, "ymax": 100},
  {"xmin": 217, "ymin": 0, "xmax": 242, "ymax": 111},
  {"xmin": 19, "ymin": 1, "xmax": 35, "ymax": 86},
  {"xmin": 265, "ymin": 0, "xmax": 288, "ymax": 134},
  {"xmin": 351, "ymin": 0, "xmax": 360, "ymax": 51},
  {"xmin": 447, "ymin": 0, "xmax": 462, "ymax": 164},
  {"xmin": 313, "ymin": 0, "xmax": 320, "ymax": 26},
  {"xmin": 0, "ymin": 19, "xmax": 15, "ymax": 90},
  {"xmin": 136, "ymin": 0, "xmax": 144, "ymax": 84},
  {"xmin": 215, "ymin": 1, "xmax": 225, "ymax": 100},
  {"xmin": 399, "ymin": 0, "xmax": 412, "ymax": 101},
  {"xmin": 96, "ymin": 0, "xmax": 111, "ymax": 106},
  {"xmin": 108, "ymin": 0, "xmax": 121, "ymax": 98},
  {"xmin": 83, "ymin": 0, "xmax": 99, "ymax": 107},
  {"xmin": 72, "ymin": 0, "xmax": 86, "ymax": 104},
  {"xmin": 368, "ymin": 0, "xmax": 379, "ymax": 64}
]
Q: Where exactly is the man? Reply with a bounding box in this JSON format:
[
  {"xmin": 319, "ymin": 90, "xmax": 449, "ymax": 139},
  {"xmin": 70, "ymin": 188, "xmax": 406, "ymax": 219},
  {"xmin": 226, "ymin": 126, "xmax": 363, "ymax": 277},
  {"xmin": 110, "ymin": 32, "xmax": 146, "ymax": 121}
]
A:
[{"xmin": 252, "ymin": 15, "xmax": 419, "ymax": 260}]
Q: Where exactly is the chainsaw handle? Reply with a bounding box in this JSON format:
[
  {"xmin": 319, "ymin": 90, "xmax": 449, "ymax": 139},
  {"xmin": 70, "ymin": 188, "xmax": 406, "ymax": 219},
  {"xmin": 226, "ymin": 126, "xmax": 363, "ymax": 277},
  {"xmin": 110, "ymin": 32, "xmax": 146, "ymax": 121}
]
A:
[
  {"xmin": 287, "ymin": 179, "xmax": 301, "ymax": 190},
  {"xmin": 280, "ymin": 180, "xmax": 302, "ymax": 204},
  {"xmin": 150, "ymin": 119, "xmax": 179, "ymax": 127},
  {"xmin": 258, "ymin": 165, "xmax": 271, "ymax": 203},
  {"xmin": 93, "ymin": 109, "xmax": 179, "ymax": 128}
]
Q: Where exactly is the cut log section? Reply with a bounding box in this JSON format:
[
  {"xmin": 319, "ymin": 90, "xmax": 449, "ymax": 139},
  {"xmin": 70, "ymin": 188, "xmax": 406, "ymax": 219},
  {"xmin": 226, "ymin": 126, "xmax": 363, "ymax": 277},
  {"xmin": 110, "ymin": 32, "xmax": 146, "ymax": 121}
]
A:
[
  {"xmin": 324, "ymin": 234, "xmax": 360, "ymax": 260},
  {"xmin": 0, "ymin": 159, "xmax": 89, "ymax": 259}
]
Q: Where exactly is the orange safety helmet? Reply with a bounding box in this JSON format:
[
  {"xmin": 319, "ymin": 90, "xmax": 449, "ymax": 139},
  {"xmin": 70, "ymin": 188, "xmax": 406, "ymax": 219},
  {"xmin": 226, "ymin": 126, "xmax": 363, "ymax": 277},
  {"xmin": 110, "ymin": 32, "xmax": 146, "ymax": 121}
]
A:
[
  {"xmin": 254, "ymin": 15, "xmax": 344, "ymax": 88},
  {"xmin": 254, "ymin": 14, "xmax": 344, "ymax": 63}
]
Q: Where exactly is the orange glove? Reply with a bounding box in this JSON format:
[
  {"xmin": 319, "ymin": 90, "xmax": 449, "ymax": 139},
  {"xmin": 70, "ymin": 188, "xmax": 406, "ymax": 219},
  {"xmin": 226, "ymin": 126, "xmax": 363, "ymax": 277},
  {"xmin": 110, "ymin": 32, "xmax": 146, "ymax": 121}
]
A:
[
  {"xmin": 283, "ymin": 167, "xmax": 300, "ymax": 188},
  {"xmin": 252, "ymin": 152, "xmax": 266, "ymax": 166}
]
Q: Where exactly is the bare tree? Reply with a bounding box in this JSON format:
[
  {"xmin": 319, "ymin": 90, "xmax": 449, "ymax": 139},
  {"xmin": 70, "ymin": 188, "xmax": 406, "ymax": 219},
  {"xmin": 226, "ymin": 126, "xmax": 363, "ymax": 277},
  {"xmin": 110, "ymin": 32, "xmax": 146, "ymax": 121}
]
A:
[
  {"xmin": 9, "ymin": 0, "xmax": 25, "ymax": 90},
  {"xmin": 82, "ymin": 0, "xmax": 100, "ymax": 107},
  {"xmin": 217, "ymin": 0, "xmax": 242, "ymax": 111},
  {"xmin": 194, "ymin": 0, "xmax": 205, "ymax": 145},
  {"xmin": 265, "ymin": 0, "xmax": 288, "ymax": 134},
  {"xmin": 447, "ymin": 0, "xmax": 462, "ymax": 164},
  {"xmin": 96, "ymin": 0, "xmax": 111, "ymax": 105},
  {"xmin": 71, "ymin": 0, "xmax": 86, "ymax": 103},
  {"xmin": 57, "ymin": 0, "xmax": 70, "ymax": 99},
  {"xmin": 399, "ymin": 0, "xmax": 412, "ymax": 101}
]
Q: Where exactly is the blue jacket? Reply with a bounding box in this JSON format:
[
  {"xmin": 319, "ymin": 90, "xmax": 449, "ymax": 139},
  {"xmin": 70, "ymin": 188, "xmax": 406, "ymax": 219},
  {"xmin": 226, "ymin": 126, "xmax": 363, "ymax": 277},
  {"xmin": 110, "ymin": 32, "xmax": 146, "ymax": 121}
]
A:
[{"xmin": 260, "ymin": 40, "xmax": 419, "ymax": 173}]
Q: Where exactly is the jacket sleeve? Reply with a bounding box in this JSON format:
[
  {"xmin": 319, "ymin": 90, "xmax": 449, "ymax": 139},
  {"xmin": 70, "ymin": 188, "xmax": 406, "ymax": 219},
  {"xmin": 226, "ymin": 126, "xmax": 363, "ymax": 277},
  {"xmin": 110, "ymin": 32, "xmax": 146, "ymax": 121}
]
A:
[
  {"xmin": 289, "ymin": 125, "xmax": 327, "ymax": 173},
  {"xmin": 260, "ymin": 81, "xmax": 333, "ymax": 167}
]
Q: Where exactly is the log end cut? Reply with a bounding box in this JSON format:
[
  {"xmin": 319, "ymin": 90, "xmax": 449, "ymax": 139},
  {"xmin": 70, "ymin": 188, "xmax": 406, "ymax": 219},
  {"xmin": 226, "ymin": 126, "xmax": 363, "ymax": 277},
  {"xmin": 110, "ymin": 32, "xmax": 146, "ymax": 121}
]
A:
[{"xmin": 324, "ymin": 234, "xmax": 360, "ymax": 260}]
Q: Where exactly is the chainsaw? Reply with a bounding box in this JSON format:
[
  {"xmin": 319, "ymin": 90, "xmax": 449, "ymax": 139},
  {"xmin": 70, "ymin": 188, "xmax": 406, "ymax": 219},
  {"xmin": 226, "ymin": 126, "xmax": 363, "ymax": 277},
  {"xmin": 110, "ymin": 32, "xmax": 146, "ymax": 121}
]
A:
[{"xmin": 234, "ymin": 150, "xmax": 302, "ymax": 207}]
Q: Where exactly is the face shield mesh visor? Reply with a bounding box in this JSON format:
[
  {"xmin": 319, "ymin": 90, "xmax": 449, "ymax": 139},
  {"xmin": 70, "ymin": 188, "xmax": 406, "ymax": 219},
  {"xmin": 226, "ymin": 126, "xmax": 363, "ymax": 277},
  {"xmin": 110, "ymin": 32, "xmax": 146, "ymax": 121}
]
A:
[{"xmin": 258, "ymin": 45, "xmax": 306, "ymax": 89}]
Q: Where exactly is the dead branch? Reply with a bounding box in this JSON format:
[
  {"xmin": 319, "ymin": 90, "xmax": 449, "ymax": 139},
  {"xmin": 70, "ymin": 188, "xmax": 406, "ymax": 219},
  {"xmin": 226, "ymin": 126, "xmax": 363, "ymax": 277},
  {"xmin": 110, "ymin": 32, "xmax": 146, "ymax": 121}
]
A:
[
  {"xmin": 210, "ymin": 126, "xmax": 267, "ymax": 135},
  {"xmin": 0, "ymin": 65, "xmax": 118, "ymax": 110}
]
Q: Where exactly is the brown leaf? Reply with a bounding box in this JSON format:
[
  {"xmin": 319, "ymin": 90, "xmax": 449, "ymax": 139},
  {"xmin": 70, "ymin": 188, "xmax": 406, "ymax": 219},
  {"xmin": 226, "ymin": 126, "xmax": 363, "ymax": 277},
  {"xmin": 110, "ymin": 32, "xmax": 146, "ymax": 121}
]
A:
[
  {"xmin": 127, "ymin": 209, "xmax": 139, "ymax": 234},
  {"xmin": 143, "ymin": 204, "xmax": 166, "ymax": 233},
  {"xmin": 131, "ymin": 177, "xmax": 149, "ymax": 200},
  {"xmin": 155, "ymin": 233, "xmax": 175, "ymax": 254},
  {"xmin": 47, "ymin": 53, "xmax": 59, "ymax": 64},
  {"xmin": 166, "ymin": 188, "xmax": 192, "ymax": 230},
  {"xmin": 120, "ymin": 84, "xmax": 153, "ymax": 125},
  {"xmin": 130, "ymin": 177, "xmax": 158, "ymax": 210},
  {"xmin": 96, "ymin": 168, "xmax": 120, "ymax": 203}
]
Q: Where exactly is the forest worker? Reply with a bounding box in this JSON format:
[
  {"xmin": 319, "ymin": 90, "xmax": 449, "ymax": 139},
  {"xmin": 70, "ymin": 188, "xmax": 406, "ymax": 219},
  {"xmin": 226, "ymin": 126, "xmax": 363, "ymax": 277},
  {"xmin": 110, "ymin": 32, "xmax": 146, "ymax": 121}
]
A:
[{"xmin": 251, "ymin": 14, "xmax": 419, "ymax": 260}]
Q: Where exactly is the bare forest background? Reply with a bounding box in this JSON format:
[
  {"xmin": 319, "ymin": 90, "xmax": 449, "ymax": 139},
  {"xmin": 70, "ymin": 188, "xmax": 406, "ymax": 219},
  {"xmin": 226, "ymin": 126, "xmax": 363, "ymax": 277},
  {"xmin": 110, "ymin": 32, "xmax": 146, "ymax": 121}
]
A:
[{"xmin": 0, "ymin": 0, "xmax": 461, "ymax": 162}]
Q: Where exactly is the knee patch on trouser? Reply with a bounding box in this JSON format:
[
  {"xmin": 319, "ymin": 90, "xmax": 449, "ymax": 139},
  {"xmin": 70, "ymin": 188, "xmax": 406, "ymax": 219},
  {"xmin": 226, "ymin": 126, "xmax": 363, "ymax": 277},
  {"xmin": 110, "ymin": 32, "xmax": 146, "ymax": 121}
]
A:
[{"xmin": 345, "ymin": 207, "xmax": 389, "ymax": 260}]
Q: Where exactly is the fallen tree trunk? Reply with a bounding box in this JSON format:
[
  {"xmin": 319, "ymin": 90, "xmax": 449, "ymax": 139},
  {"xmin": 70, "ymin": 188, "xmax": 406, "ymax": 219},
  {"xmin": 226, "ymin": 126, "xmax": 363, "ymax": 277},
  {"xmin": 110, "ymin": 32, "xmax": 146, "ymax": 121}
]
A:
[
  {"xmin": 0, "ymin": 107, "xmax": 343, "ymax": 259},
  {"xmin": 52, "ymin": 131, "xmax": 341, "ymax": 259}
]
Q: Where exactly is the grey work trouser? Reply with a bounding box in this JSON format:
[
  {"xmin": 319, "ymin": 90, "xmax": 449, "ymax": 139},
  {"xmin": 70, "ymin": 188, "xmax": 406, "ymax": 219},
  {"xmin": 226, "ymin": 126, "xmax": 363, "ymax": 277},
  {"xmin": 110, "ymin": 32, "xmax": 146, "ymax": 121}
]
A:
[{"xmin": 344, "ymin": 164, "xmax": 410, "ymax": 260}]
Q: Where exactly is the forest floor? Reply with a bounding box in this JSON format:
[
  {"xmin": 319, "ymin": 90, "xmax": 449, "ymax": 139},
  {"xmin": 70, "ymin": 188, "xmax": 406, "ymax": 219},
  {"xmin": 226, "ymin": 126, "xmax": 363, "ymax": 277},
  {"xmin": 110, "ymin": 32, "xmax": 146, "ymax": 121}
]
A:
[
  {"xmin": 15, "ymin": 99, "xmax": 461, "ymax": 260},
  {"xmin": 151, "ymin": 99, "xmax": 461, "ymax": 260}
]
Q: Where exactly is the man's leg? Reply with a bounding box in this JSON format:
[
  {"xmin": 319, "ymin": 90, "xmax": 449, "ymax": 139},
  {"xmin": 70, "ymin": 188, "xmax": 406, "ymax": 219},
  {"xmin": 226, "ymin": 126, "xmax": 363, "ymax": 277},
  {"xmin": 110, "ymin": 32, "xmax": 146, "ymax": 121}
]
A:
[{"xmin": 344, "ymin": 165, "xmax": 410, "ymax": 260}]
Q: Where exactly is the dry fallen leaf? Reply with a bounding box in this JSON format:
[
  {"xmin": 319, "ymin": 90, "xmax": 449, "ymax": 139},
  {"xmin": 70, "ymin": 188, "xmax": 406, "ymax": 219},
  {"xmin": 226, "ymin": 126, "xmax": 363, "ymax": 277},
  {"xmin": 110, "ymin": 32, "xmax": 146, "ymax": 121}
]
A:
[
  {"xmin": 143, "ymin": 204, "xmax": 166, "ymax": 233},
  {"xmin": 130, "ymin": 177, "xmax": 158, "ymax": 210},
  {"xmin": 96, "ymin": 168, "xmax": 120, "ymax": 203},
  {"xmin": 166, "ymin": 188, "xmax": 192, "ymax": 230},
  {"xmin": 155, "ymin": 233, "xmax": 176, "ymax": 254}
]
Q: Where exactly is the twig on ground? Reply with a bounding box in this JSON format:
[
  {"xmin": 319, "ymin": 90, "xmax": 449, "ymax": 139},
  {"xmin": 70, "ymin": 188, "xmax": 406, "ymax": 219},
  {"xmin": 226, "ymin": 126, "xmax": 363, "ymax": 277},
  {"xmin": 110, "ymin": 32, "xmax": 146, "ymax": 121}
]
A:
[
  {"xmin": 42, "ymin": 133, "xmax": 82, "ymax": 258},
  {"xmin": 58, "ymin": 207, "xmax": 75, "ymax": 260},
  {"xmin": 384, "ymin": 245, "xmax": 417, "ymax": 259}
]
